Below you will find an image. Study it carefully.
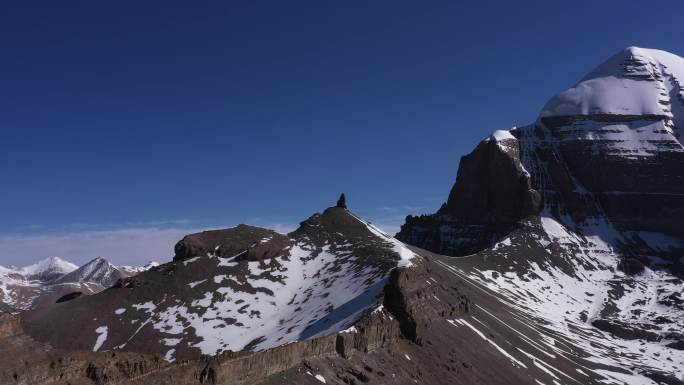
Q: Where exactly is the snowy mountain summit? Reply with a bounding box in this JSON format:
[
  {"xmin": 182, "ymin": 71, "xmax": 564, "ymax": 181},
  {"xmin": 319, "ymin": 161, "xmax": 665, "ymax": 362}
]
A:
[
  {"xmin": 542, "ymin": 47, "xmax": 684, "ymax": 124},
  {"xmin": 541, "ymin": 46, "xmax": 684, "ymax": 156},
  {"xmin": 54, "ymin": 257, "xmax": 130, "ymax": 288},
  {"xmin": 18, "ymin": 257, "xmax": 78, "ymax": 281}
]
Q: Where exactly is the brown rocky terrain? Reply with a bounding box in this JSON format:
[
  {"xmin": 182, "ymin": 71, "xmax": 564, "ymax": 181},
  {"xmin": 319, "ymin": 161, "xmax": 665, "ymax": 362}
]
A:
[{"xmin": 2, "ymin": 47, "xmax": 683, "ymax": 385}]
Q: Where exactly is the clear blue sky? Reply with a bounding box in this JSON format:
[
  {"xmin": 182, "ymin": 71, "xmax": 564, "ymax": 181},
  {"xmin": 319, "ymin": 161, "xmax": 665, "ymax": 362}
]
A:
[{"xmin": 1, "ymin": 1, "xmax": 682, "ymax": 265}]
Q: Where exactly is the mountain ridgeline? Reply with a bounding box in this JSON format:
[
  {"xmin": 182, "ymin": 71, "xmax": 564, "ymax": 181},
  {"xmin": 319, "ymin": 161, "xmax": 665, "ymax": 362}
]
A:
[
  {"xmin": 0, "ymin": 47, "xmax": 682, "ymax": 385},
  {"xmin": 0, "ymin": 257, "xmax": 156, "ymax": 312}
]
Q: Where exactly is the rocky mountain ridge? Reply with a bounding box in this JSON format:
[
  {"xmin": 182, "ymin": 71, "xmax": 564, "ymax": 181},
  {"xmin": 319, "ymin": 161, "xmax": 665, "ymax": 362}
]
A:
[{"xmin": 19, "ymin": 199, "xmax": 418, "ymax": 362}]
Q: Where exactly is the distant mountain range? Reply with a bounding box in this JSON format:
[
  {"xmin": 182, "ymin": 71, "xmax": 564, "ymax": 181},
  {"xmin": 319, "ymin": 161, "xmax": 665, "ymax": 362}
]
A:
[{"xmin": 0, "ymin": 256, "xmax": 158, "ymax": 311}]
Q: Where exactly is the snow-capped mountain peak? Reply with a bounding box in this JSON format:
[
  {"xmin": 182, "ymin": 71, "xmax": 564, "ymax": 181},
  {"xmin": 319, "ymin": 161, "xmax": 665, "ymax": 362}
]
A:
[
  {"xmin": 0, "ymin": 256, "xmax": 157, "ymax": 312},
  {"xmin": 537, "ymin": 47, "xmax": 684, "ymax": 157},
  {"xmin": 542, "ymin": 46, "xmax": 684, "ymax": 123},
  {"xmin": 119, "ymin": 261, "xmax": 160, "ymax": 274},
  {"xmin": 54, "ymin": 257, "xmax": 126, "ymax": 287},
  {"xmin": 18, "ymin": 256, "xmax": 78, "ymax": 277}
]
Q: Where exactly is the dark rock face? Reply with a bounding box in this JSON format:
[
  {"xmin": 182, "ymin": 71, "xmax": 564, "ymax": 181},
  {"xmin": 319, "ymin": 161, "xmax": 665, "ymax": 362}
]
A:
[
  {"xmin": 441, "ymin": 134, "xmax": 542, "ymax": 224},
  {"xmin": 591, "ymin": 319, "xmax": 660, "ymax": 341},
  {"xmin": 173, "ymin": 224, "xmax": 279, "ymax": 261},
  {"xmin": 542, "ymin": 115, "xmax": 684, "ymax": 240},
  {"xmin": 617, "ymin": 257, "xmax": 645, "ymax": 275},
  {"xmin": 383, "ymin": 257, "xmax": 469, "ymax": 344},
  {"xmin": 397, "ymin": 134, "xmax": 542, "ymax": 256}
]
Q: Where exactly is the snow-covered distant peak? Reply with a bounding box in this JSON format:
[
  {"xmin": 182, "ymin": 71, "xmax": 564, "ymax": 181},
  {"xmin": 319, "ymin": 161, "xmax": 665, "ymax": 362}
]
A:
[
  {"xmin": 119, "ymin": 261, "xmax": 160, "ymax": 274},
  {"xmin": 55, "ymin": 256, "xmax": 129, "ymax": 287},
  {"xmin": 541, "ymin": 46, "xmax": 684, "ymax": 131},
  {"xmin": 19, "ymin": 257, "xmax": 78, "ymax": 276}
]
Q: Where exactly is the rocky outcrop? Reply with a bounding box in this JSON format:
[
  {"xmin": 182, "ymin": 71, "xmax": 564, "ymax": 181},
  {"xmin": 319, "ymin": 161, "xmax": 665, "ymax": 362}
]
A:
[
  {"xmin": 397, "ymin": 132, "xmax": 542, "ymax": 256},
  {"xmin": 591, "ymin": 319, "xmax": 661, "ymax": 342},
  {"xmin": 440, "ymin": 133, "xmax": 542, "ymax": 224},
  {"xmin": 173, "ymin": 224, "xmax": 279, "ymax": 261},
  {"xmin": 617, "ymin": 257, "xmax": 646, "ymax": 275},
  {"xmin": 383, "ymin": 257, "xmax": 469, "ymax": 344},
  {"xmin": 336, "ymin": 193, "xmax": 347, "ymax": 209}
]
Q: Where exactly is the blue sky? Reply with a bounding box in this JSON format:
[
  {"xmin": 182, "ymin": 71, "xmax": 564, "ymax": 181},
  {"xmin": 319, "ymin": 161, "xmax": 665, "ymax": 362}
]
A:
[{"xmin": 1, "ymin": 1, "xmax": 682, "ymax": 265}]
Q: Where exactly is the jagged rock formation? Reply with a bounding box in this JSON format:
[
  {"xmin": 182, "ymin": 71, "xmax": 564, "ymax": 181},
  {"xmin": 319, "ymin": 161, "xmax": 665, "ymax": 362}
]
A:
[{"xmin": 336, "ymin": 193, "xmax": 347, "ymax": 209}]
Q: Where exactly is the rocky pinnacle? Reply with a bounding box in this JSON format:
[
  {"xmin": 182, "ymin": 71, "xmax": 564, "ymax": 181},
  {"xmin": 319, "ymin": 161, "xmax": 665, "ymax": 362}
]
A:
[{"xmin": 336, "ymin": 193, "xmax": 347, "ymax": 209}]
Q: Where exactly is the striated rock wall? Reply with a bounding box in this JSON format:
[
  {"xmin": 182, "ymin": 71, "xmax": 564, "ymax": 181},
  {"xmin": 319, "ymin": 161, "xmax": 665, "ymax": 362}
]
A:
[
  {"xmin": 384, "ymin": 257, "xmax": 470, "ymax": 344},
  {"xmin": 542, "ymin": 115, "xmax": 684, "ymax": 240}
]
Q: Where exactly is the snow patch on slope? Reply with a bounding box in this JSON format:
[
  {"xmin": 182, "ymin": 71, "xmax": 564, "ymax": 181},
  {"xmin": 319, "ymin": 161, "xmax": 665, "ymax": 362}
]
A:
[{"xmin": 462, "ymin": 216, "xmax": 684, "ymax": 383}]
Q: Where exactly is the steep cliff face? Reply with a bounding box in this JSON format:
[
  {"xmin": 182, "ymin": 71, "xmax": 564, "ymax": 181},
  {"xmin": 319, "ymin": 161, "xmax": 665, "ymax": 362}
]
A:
[{"xmin": 397, "ymin": 130, "xmax": 542, "ymax": 256}]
